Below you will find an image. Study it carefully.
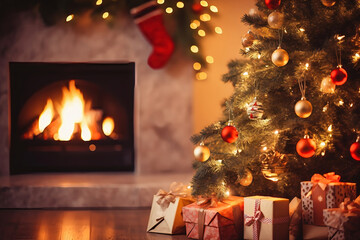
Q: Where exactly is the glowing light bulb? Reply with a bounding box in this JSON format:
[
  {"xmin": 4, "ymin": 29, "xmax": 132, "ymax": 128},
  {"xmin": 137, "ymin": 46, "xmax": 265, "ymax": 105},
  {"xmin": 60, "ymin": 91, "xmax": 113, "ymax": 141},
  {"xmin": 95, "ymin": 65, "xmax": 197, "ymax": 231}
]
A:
[
  {"xmin": 339, "ymin": 100, "xmax": 344, "ymax": 105},
  {"xmin": 215, "ymin": 27, "xmax": 222, "ymax": 34},
  {"xmin": 321, "ymin": 152, "xmax": 325, "ymax": 156},
  {"xmin": 299, "ymin": 28, "xmax": 305, "ymax": 32},
  {"xmin": 200, "ymin": 0, "xmax": 208, "ymax": 7},
  {"xmin": 320, "ymin": 142, "xmax": 326, "ymax": 147},
  {"xmin": 350, "ymin": 103, "xmax": 354, "ymax": 107},
  {"xmin": 102, "ymin": 12, "xmax": 109, "ymax": 19},
  {"xmin": 176, "ymin": 1, "xmax": 184, "ymax": 8},
  {"xmin": 217, "ymin": 160, "xmax": 223, "ymax": 164},
  {"xmin": 190, "ymin": 45, "xmax": 199, "ymax": 53},
  {"xmin": 274, "ymin": 130, "xmax": 279, "ymax": 135},
  {"xmin": 157, "ymin": 0, "xmax": 165, "ymax": 4},
  {"xmin": 200, "ymin": 14, "xmax": 211, "ymax": 21},
  {"xmin": 258, "ymin": 54, "xmax": 261, "ymax": 59},
  {"xmin": 165, "ymin": 7, "xmax": 173, "ymax": 14},
  {"xmin": 96, "ymin": 0, "xmax": 102, "ymax": 5},
  {"xmin": 193, "ymin": 62, "xmax": 201, "ymax": 70},
  {"xmin": 243, "ymin": 72, "xmax": 249, "ymax": 76},
  {"xmin": 328, "ymin": 125, "xmax": 332, "ymax": 132},
  {"xmin": 206, "ymin": 56, "xmax": 214, "ymax": 64},
  {"xmin": 305, "ymin": 63, "xmax": 309, "ymax": 70},
  {"xmin": 196, "ymin": 72, "xmax": 207, "ymax": 80},
  {"xmin": 198, "ymin": 29, "xmax": 206, "ymax": 37},
  {"xmin": 337, "ymin": 35, "xmax": 345, "ymax": 41},
  {"xmin": 225, "ymin": 190, "xmax": 230, "ymax": 197},
  {"xmin": 190, "ymin": 22, "xmax": 198, "ymax": 29},
  {"xmin": 210, "ymin": 5, "xmax": 218, "ymax": 12},
  {"xmin": 354, "ymin": 53, "xmax": 360, "ymax": 62},
  {"xmin": 66, "ymin": 14, "xmax": 74, "ymax": 22},
  {"xmin": 263, "ymin": 146, "xmax": 268, "ymax": 151}
]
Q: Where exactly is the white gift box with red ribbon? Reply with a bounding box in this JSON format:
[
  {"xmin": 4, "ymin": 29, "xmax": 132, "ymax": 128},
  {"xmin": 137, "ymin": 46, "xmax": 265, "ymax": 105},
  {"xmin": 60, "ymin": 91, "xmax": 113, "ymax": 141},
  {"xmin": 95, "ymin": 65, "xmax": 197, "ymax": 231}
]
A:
[{"xmin": 244, "ymin": 196, "xmax": 289, "ymax": 240}]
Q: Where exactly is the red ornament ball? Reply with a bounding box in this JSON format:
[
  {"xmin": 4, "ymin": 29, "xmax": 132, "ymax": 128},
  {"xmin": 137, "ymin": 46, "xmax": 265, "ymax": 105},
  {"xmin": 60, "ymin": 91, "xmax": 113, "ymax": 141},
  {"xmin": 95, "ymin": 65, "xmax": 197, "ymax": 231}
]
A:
[
  {"xmin": 192, "ymin": 3, "xmax": 203, "ymax": 14},
  {"xmin": 296, "ymin": 137, "xmax": 316, "ymax": 158},
  {"xmin": 265, "ymin": 0, "xmax": 281, "ymax": 10},
  {"xmin": 221, "ymin": 126, "xmax": 238, "ymax": 143},
  {"xmin": 330, "ymin": 67, "xmax": 348, "ymax": 85},
  {"xmin": 350, "ymin": 142, "xmax": 360, "ymax": 161}
]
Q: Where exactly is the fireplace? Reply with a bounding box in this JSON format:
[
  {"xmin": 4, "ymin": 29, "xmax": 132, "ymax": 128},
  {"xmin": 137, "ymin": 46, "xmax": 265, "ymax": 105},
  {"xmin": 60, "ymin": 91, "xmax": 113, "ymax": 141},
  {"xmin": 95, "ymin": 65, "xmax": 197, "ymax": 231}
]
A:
[{"xmin": 9, "ymin": 62, "xmax": 135, "ymax": 174}]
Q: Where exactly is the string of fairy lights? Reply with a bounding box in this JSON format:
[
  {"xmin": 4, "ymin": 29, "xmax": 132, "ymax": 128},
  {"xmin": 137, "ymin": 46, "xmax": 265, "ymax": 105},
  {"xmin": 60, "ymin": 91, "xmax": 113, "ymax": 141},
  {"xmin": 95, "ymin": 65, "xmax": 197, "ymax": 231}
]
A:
[{"xmin": 64, "ymin": 0, "xmax": 222, "ymax": 81}]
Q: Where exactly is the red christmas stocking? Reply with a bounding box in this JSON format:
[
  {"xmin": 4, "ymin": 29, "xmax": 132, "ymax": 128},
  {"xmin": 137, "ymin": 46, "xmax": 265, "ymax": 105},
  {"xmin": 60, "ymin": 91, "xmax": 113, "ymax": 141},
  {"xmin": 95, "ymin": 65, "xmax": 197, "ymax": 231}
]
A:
[{"xmin": 130, "ymin": 1, "xmax": 175, "ymax": 69}]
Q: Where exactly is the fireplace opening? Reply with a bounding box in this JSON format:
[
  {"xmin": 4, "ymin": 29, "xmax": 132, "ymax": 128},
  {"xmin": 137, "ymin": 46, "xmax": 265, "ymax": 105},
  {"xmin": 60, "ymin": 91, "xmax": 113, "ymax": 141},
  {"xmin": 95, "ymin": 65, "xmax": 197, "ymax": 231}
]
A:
[{"xmin": 9, "ymin": 62, "xmax": 135, "ymax": 174}]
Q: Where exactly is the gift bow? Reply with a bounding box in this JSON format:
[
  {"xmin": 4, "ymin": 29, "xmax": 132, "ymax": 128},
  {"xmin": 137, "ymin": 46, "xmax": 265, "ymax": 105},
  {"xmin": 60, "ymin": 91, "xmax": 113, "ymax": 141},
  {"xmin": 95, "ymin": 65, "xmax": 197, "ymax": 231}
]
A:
[
  {"xmin": 340, "ymin": 197, "xmax": 360, "ymax": 214},
  {"xmin": 311, "ymin": 172, "xmax": 341, "ymax": 186},
  {"xmin": 305, "ymin": 172, "xmax": 341, "ymax": 198},
  {"xmin": 156, "ymin": 182, "xmax": 191, "ymax": 209},
  {"xmin": 196, "ymin": 195, "xmax": 219, "ymax": 208}
]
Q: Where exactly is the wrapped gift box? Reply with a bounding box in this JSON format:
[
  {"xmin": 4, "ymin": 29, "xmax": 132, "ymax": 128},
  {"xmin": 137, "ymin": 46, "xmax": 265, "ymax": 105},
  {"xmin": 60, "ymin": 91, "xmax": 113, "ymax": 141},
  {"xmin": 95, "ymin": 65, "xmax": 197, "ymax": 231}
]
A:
[
  {"xmin": 244, "ymin": 196, "xmax": 289, "ymax": 240},
  {"xmin": 289, "ymin": 197, "xmax": 302, "ymax": 240},
  {"xmin": 323, "ymin": 196, "xmax": 360, "ymax": 240},
  {"xmin": 323, "ymin": 208, "xmax": 360, "ymax": 240},
  {"xmin": 301, "ymin": 173, "xmax": 356, "ymax": 226},
  {"xmin": 182, "ymin": 196, "xmax": 244, "ymax": 240},
  {"xmin": 147, "ymin": 183, "xmax": 194, "ymax": 234}
]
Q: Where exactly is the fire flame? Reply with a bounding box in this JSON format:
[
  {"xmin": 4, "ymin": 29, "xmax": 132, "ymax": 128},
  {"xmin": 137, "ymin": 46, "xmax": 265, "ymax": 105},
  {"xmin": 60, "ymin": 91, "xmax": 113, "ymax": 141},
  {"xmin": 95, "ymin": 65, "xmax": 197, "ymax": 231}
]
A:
[
  {"xmin": 25, "ymin": 80, "xmax": 116, "ymax": 142},
  {"xmin": 38, "ymin": 99, "xmax": 54, "ymax": 133},
  {"xmin": 57, "ymin": 80, "xmax": 86, "ymax": 141},
  {"xmin": 102, "ymin": 117, "xmax": 114, "ymax": 136}
]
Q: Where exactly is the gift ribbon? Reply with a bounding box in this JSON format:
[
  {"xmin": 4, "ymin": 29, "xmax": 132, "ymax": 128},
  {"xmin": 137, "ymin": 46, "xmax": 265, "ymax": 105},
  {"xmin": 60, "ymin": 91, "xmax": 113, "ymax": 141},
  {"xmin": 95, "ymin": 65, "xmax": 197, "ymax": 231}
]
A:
[
  {"xmin": 305, "ymin": 172, "xmax": 341, "ymax": 225},
  {"xmin": 244, "ymin": 199, "xmax": 289, "ymax": 240},
  {"xmin": 156, "ymin": 182, "xmax": 191, "ymax": 209}
]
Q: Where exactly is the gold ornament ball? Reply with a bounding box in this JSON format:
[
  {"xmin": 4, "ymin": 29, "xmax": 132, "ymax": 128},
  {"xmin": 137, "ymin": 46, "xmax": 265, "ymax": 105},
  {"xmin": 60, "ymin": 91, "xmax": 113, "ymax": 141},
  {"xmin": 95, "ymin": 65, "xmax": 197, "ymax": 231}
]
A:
[
  {"xmin": 271, "ymin": 47, "xmax": 289, "ymax": 67},
  {"xmin": 268, "ymin": 11, "xmax": 284, "ymax": 29},
  {"xmin": 238, "ymin": 169, "xmax": 253, "ymax": 186},
  {"xmin": 194, "ymin": 145, "xmax": 210, "ymax": 162},
  {"xmin": 242, "ymin": 32, "xmax": 255, "ymax": 48},
  {"xmin": 295, "ymin": 98, "xmax": 312, "ymax": 118},
  {"xmin": 320, "ymin": 76, "xmax": 336, "ymax": 93},
  {"xmin": 321, "ymin": 0, "xmax": 336, "ymax": 7}
]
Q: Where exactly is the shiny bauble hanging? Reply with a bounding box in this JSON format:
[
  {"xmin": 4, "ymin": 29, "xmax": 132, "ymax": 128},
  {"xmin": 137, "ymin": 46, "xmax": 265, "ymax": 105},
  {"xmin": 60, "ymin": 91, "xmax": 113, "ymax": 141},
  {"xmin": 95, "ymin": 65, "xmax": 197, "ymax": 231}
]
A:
[
  {"xmin": 221, "ymin": 122, "xmax": 238, "ymax": 143},
  {"xmin": 320, "ymin": 76, "xmax": 336, "ymax": 93},
  {"xmin": 272, "ymin": 47, "xmax": 289, "ymax": 67},
  {"xmin": 242, "ymin": 32, "xmax": 255, "ymax": 48},
  {"xmin": 194, "ymin": 144, "xmax": 210, "ymax": 162},
  {"xmin": 350, "ymin": 142, "xmax": 360, "ymax": 161},
  {"xmin": 238, "ymin": 169, "xmax": 253, "ymax": 186},
  {"xmin": 265, "ymin": 0, "xmax": 281, "ymax": 10},
  {"xmin": 268, "ymin": 11, "xmax": 284, "ymax": 29},
  {"xmin": 295, "ymin": 98, "xmax": 312, "ymax": 118},
  {"xmin": 331, "ymin": 67, "xmax": 348, "ymax": 85},
  {"xmin": 296, "ymin": 136, "xmax": 316, "ymax": 158},
  {"xmin": 321, "ymin": 0, "xmax": 336, "ymax": 7},
  {"xmin": 247, "ymin": 97, "xmax": 264, "ymax": 120},
  {"xmin": 192, "ymin": 3, "xmax": 203, "ymax": 14}
]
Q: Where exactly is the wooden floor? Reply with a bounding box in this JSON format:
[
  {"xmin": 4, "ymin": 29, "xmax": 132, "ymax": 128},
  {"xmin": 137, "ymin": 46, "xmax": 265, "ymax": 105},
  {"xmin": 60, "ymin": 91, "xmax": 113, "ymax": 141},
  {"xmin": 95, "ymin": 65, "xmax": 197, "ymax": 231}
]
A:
[{"xmin": 0, "ymin": 209, "xmax": 188, "ymax": 240}]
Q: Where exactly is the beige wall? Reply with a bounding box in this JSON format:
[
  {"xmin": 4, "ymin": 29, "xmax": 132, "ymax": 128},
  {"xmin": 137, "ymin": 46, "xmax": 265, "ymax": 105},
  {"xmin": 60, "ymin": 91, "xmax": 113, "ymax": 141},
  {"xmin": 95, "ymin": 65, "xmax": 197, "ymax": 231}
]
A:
[{"xmin": 194, "ymin": 0, "xmax": 256, "ymax": 133}]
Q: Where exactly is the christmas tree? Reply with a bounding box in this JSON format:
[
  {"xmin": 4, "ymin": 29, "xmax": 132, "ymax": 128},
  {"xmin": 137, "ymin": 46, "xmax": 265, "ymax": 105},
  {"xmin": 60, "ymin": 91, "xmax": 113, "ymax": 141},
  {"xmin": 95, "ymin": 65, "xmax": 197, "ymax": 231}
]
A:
[{"xmin": 191, "ymin": 0, "xmax": 360, "ymax": 199}]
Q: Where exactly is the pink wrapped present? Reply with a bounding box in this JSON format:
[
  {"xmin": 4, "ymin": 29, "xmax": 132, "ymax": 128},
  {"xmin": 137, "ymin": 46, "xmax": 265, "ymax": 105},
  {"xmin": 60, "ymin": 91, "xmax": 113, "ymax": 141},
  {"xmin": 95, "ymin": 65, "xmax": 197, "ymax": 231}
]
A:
[
  {"xmin": 301, "ymin": 172, "xmax": 356, "ymax": 226},
  {"xmin": 323, "ymin": 196, "xmax": 360, "ymax": 240},
  {"xmin": 182, "ymin": 196, "xmax": 244, "ymax": 240}
]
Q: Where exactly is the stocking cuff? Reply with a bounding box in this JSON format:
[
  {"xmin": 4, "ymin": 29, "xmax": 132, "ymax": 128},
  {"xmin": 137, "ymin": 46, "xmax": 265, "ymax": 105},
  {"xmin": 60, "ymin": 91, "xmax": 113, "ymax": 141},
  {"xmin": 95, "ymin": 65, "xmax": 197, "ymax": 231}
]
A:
[{"xmin": 130, "ymin": 0, "xmax": 163, "ymax": 24}]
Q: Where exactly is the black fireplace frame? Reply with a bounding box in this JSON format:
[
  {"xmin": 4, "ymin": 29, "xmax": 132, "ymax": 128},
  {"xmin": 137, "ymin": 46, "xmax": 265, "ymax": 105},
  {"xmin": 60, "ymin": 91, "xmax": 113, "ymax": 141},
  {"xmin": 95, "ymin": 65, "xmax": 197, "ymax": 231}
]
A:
[{"xmin": 9, "ymin": 62, "xmax": 135, "ymax": 174}]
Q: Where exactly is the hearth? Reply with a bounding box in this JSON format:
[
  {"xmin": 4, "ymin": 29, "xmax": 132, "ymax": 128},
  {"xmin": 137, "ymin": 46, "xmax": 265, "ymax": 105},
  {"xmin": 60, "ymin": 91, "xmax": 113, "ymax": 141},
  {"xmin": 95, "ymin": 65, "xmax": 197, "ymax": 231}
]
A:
[{"xmin": 9, "ymin": 62, "xmax": 135, "ymax": 174}]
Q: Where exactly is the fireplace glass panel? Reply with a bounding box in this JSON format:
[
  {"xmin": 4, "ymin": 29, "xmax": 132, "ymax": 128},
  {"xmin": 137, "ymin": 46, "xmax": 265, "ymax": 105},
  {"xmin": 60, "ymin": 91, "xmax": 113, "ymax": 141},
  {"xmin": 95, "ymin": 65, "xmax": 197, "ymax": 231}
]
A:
[{"xmin": 9, "ymin": 62, "xmax": 135, "ymax": 173}]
